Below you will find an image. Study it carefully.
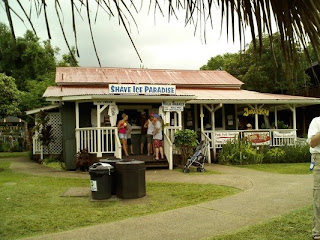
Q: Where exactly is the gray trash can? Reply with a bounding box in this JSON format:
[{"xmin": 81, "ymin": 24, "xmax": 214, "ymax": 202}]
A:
[
  {"xmin": 99, "ymin": 159, "xmax": 121, "ymax": 195},
  {"xmin": 89, "ymin": 162, "xmax": 114, "ymax": 200},
  {"xmin": 116, "ymin": 160, "xmax": 146, "ymax": 199}
]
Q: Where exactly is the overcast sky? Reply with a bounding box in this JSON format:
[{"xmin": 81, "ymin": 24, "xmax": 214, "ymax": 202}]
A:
[{"xmin": 0, "ymin": 1, "xmax": 252, "ymax": 70}]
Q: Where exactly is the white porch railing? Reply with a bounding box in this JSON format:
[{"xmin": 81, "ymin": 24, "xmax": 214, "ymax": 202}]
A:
[
  {"xmin": 201, "ymin": 131, "xmax": 212, "ymax": 163},
  {"xmin": 166, "ymin": 126, "xmax": 181, "ymax": 144},
  {"xmin": 203, "ymin": 129, "xmax": 297, "ymax": 150},
  {"xmin": 164, "ymin": 133, "xmax": 173, "ymax": 170},
  {"xmin": 33, "ymin": 136, "xmax": 43, "ymax": 159},
  {"xmin": 76, "ymin": 127, "xmax": 119, "ymax": 157},
  {"xmin": 114, "ymin": 131, "xmax": 122, "ymax": 159}
]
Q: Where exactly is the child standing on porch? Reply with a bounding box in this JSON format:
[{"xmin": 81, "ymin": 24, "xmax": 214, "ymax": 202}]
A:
[{"xmin": 117, "ymin": 113, "xmax": 129, "ymax": 157}]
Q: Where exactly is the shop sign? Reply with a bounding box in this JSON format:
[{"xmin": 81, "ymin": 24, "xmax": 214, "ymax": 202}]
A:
[
  {"xmin": 215, "ymin": 132, "xmax": 239, "ymax": 145},
  {"xmin": 162, "ymin": 101, "xmax": 185, "ymax": 112},
  {"xmin": 244, "ymin": 131, "xmax": 271, "ymax": 145},
  {"xmin": 0, "ymin": 126, "xmax": 23, "ymax": 131},
  {"xmin": 273, "ymin": 130, "xmax": 296, "ymax": 138},
  {"xmin": 243, "ymin": 107, "xmax": 269, "ymax": 116},
  {"xmin": 109, "ymin": 84, "xmax": 176, "ymax": 95}
]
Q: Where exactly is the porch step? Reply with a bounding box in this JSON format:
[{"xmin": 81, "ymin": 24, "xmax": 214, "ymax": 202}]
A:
[
  {"xmin": 98, "ymin": 154, "xmax": 169, "ymax": 169},
  {"xmin": 145, "ymin": 160, "xmax": 169, "ymax": 169}
]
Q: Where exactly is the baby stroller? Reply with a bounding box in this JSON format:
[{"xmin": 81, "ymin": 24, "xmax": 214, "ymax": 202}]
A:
[{"xmin": 182, "ymin": 141, "xmax": 208, "ymax": 173}]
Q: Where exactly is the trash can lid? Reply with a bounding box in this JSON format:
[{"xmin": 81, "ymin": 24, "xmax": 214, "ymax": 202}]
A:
[
  {"xmin": 89, "ymin": 162, "xmax": 114, "ymax": 172},
  {"xmin": 100, "ymin": 159, "xmax": 121, "ymax": 164},
  {"xmin": 116, "ymin": 160, "xmax": 145, "ymax": 170}
]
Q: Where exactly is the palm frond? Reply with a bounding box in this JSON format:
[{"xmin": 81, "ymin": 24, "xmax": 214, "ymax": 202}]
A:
[{"xmin": 3, "ymin": 0, "xmax": 320, "ymax": 67}]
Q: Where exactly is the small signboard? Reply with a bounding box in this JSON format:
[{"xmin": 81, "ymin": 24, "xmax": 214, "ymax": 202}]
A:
[
  {"xmin": 109, "ymin": 84, "xmax": 176, "ymax": 95},
  {"xmin": 162, "ymin": 101, "xmax": 185, "ymax": 112},
  {"xmin": 243, "ymin": 131, "xmax": 271, "ymax": 145},
  {"xmin": 273, "ymin": 130, "xmax": 296, "ymax": 138},
  {"xmin": 215, "ymin": 132, "xmax": 239, "ymax": 145}
]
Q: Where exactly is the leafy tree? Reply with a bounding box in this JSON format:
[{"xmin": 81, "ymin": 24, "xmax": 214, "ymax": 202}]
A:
[
  {"xmin": 0, "ymin": 73, "xmax": 20, "ymax": 118},
  {"xmin": 57, "ymin": 47, "xmax": 79, "ymax": 67},
  {"xmin": 0, "ymin": 23, "xmax": 78, "ymax": 116},
  {"xmin": 0, "ymin": 23, "xmax": 57, "ymax": 90},
  {"xmin": 201, "ymin": 33, "xmax": 311, "ymax": 94}
]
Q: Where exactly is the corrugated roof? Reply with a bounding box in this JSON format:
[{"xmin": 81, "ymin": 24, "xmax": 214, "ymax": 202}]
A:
[
  {"xmin": 55, "ymin": 67, "xmax": 244, "ymax": 88},
  {"xmin": 43, "ymin": 86, "xmax": 320, "ymax": 104}
]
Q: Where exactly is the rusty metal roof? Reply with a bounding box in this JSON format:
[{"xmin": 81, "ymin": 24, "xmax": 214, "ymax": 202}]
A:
[
  {"xmin": 43, "ymin": 86, "xmax": 320, "ymax": 104},
  {"xmin": 55, "ymin": 67, "xmax": 244, "ymax": 88}
]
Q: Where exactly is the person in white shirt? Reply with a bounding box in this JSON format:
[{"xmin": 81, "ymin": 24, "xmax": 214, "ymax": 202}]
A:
[
  {"xmin": 152, "ymin": 114, "xmax": 164, "ymax": 160},
  {"xmin": 307, "ymin": 116, "xmax": 320, "ymax": 240}
]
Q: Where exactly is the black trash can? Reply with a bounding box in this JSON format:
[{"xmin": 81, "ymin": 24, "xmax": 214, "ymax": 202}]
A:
[
  {"xmin": 116, "ymin": 160, "xmax": 146, "ymax": 199},
  {"xmin": 99, "ymin": 159, "xmax": 121, "ymax": 195},
  {"xmin": 89, "ymin": 162, "xmax": 114, "ymax": 200}
]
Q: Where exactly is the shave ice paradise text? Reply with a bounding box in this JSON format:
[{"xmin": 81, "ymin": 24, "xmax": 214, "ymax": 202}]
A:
[{"xmin": 109, "ymin": 84, "xmax": 176, "ymax": 95}]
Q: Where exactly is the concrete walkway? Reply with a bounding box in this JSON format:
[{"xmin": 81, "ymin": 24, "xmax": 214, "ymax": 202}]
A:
[{"xmin": 8, "ymin": 158, "xmax": 313, "ymax": 240}]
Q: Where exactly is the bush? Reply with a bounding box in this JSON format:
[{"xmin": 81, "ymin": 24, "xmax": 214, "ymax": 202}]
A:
[
  {"xmin": 218, "ymin": 140, "xmax": 310, "ymax": 165},
  {"xmin": 0, "ymin": 140, "xmax": 10, "ymax": 152},
  {"xmin": 282, "ymin": 144, "xmax": 310, "ymax": 163},
  {"xmin": 263, "ymin": 147, "xmax": 286, "ymax": 163},
  {"xmin": 75, "ymin": 149, "xmax": 98, "ymax": 171},
  {"xmin": 174, "ymin": 129, "xmax": 198, "ymax": 166},
  {"xmin": 218, "ymin": 138, "xmax": 263, "ymax": 165}
]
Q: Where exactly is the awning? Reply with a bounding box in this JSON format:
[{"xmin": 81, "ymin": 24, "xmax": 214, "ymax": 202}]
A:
[{"xmin": 25, "ymin": 103, "xmax": 61, "ymax": 115}]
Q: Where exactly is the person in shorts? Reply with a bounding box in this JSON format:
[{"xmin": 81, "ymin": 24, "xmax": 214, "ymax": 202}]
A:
[
  {"xmin": 117, "ymin": 113, "xmax": 129, "ymax": 157},
  {"xmin": 144, "ymin": 114, "xmax": 154, "ymax": 156},
  {"xmin": 152, "ymin": 114, "xmax": 164, "ymax": 160}
]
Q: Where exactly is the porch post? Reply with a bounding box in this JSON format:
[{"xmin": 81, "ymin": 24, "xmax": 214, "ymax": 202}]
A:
[
  {"xmin": 274, "ymin": 106, "xmax": 278, "ymax": 128},
  {"xmin": 178, "ymin": 111, "xmax": 182, "ymax": 130},
  {"xmin": 96, "ymin": 104, "xmax": 102, "ymax": 157},
  {"xmin": 255, "ymin": 104, "xmax": 259, "ymax": 130},
  {"xmin": 235, "ymin": 104, "xmax": 238, "ymax": 130},
  {"xmin": 292, "ymin": 104, "xmax": 297, "ymax": 142},
  {"xmin": 75, "ymin": 102, "xmax": 80, "ymax": 152},
  {"xmin": 200, "ymin": 104, "xmax": 204, "ymax": 140},
  {"xmin": 211, "ymin": 104, "xmax": 215, "ymax": 162}
]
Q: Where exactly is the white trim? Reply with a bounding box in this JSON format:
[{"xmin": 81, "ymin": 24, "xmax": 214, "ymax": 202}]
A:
[
  {"xmin": 25, "ymin": 104, "xmax": 61, "ymax": 115},
  {"xmin": 189, "ymin": 99, "xmax": 320, "ymax": 104},
  {"xmin": 55, "ymin": 95, "xmax": 196, "ymax": 102}
]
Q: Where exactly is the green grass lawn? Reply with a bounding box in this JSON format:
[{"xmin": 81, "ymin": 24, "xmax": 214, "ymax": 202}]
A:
[
  {"xmin": 0, "ymin": 160, "xmax": 240, "ymax": 240},
  {"xmin": 210, "ymin": 205, "xmax": 313, "ymax": 240},
  {"xmin": 0, "ymin": 151, "xmax": 29, "ymax": 158},
  {"xmin": 237, "ymin": 163, "xmax": 311, "ymax": 174}
]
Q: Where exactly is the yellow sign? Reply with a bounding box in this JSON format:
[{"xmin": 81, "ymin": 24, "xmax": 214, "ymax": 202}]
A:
[{"xmin": 243, "ymin": 107, "xmax": 269, "ymax": 116}]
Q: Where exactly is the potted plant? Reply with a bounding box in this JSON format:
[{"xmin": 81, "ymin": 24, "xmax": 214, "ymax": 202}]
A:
[
  {"xmin": 75, "ymin": 148, "xmax": 98, "ymax": 171},
  {"xmin": 174, "ymin": 129, "xmax": 198, "ymax": 167}
]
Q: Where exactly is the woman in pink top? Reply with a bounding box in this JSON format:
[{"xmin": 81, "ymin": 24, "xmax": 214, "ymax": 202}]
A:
[{"xmin": 117, "ymin": 113, "xmax": 129, "ymax": 156}]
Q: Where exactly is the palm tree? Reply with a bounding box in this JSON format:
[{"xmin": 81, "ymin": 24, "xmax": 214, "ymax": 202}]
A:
[{"xmin": 2, "ymin": 0, "xmax": 320, "ymax": 66}]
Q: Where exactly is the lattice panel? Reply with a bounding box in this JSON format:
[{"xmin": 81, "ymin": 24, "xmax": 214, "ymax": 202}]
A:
[{"xmin": 43, "ymin": 112, "xmax": 63, "ymax": 154}]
